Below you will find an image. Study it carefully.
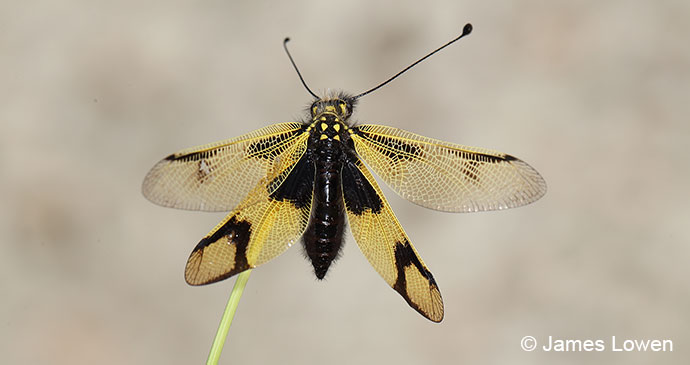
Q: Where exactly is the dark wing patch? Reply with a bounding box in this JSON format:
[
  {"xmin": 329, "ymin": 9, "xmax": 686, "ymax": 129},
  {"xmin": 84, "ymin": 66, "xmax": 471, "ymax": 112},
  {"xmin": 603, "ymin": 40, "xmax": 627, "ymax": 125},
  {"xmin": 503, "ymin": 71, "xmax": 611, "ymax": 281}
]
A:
[
  {"xmin": 392, "ymin": 240, "xmax": 441, "ymax": 319},
  {"xmin": 269, "ymin": 152, "xmax": 315, "ymax": 209},
  {"xmin": 186, "ymin": 216, "xmax": 252, "ymax": 284},
  {"xmin": 342, "ymin": 155, "xmax": 382, "ymax": 215}
]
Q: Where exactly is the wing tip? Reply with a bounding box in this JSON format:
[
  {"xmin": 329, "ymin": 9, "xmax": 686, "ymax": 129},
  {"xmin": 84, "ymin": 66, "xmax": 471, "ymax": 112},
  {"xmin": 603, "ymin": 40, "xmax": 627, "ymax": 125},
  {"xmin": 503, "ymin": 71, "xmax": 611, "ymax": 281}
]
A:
[{"xmin": 405, "ymin": 284, "xmax": 444, "ymax": 322}]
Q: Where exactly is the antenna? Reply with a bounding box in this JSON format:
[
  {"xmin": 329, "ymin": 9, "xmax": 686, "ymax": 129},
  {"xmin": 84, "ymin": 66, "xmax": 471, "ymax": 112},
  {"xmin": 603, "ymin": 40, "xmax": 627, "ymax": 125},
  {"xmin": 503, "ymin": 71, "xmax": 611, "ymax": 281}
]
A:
[
  {"xmin": 283, "ymin": 38, "xmax": 319, "ymax": 99},
  {"xmin": 353, "ymin": 23, "xmax": 473, "ymax": 99}
]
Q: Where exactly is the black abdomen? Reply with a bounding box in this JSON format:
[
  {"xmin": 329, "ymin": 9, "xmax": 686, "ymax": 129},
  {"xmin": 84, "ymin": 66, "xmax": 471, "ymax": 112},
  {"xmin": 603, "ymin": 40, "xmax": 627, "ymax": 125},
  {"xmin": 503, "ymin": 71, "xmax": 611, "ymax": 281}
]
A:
[{"xmin": 302, "ymin": 141, "xmax": 345, "ymax": 279}]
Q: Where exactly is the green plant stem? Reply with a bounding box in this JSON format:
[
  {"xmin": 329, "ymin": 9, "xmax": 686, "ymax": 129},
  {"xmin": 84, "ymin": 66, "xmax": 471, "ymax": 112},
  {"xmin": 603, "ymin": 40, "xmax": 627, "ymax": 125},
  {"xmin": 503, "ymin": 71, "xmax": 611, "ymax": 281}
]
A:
[{"xmin": 206, "ymin": 269, "xmax": 252, "ymax": 365}]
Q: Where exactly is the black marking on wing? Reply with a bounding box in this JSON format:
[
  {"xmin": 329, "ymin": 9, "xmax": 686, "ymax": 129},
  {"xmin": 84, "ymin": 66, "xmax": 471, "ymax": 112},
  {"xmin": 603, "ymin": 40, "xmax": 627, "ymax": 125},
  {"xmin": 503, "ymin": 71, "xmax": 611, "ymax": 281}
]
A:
[
  {"xmin": 448, "ymin": 148, "xmax": 516, "ymax": 163},
  {"xmin": 246, "ymin": 127, "xmax": 306, "ymax": 160},
  {"xmin": 165, "ymin": 149, "xmax": 220, "ymax": 162},
  {"xmin": 269, "ymin": 152, "xmax": 315, "ymax": 209},
  {"xmin": 454, "ymin": 151, "xmax": 517, "ymax": 183},
  {"xmin": 193, "ymin": 216, "xmax": 252, "ymax": 276},
  {"xmin": 392, "ymin": 141, "xmax": 419, "ymax": 162},
  {"xmin": 342, "ymin": 156, "xmax": 382, "ymax": 215},
  {"xmin": 392, "ymin": 240, "xmax": 439, "ymax": 311},
  {"xmin": 350, "ymin": 127, "xmax": 419, "ymax": 163}
]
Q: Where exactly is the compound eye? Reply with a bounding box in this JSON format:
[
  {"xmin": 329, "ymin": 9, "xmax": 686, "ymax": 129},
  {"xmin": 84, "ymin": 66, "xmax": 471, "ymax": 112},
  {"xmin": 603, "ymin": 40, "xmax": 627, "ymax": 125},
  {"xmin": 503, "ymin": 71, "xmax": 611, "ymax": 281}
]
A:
[{"xmin": 339, "ymin": 102, "xmax": 347, "ymax": 115}]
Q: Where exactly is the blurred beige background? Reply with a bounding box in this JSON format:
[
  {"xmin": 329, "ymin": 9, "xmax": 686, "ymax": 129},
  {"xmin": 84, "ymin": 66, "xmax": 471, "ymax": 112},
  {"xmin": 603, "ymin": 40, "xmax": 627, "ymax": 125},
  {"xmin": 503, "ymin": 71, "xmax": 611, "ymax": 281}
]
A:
[{"xmin": 2, "ymin": 0, "xmax": 688, "ymax": 364}]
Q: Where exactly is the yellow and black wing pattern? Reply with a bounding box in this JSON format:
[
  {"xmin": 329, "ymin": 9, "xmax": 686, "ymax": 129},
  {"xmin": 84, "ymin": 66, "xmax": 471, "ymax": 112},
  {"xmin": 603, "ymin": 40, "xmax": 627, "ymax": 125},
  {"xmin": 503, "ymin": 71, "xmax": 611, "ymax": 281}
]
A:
[
  {"xmin": 143, "ymin": 94, "xmax": 545, "ymax": 321},
  {"xmin": 349, "ymin": 124, "xmax": 546, "ymax": 212},
  {"xmin": 143, "ymin": 123, "xmax": 314, "ymax": 285},
  {"xmin": 342, "ymin": 154, "xmax": 444, "ymax": 322}
]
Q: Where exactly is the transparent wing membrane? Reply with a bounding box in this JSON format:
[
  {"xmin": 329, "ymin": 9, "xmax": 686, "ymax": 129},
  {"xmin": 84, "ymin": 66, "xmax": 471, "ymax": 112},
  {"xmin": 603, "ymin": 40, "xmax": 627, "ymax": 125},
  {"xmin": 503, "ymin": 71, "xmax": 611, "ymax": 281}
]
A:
[
  {"xmin": 142, "ymin": 122, "xmax": 306, "ymax": 211},
  {"xmin": 351, "ymin": 124, "xmax": 546, "ymax": 212}
]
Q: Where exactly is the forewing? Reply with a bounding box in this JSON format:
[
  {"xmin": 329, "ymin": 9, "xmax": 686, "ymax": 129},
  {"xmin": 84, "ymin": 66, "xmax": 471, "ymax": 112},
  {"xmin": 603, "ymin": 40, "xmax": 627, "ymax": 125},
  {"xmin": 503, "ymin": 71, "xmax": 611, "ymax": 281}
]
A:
[
  {"xmin": 342, "ymin": 155, "xmax": 443, "ymax": 322},
  {"xmin": 184, "ymin": 151, "xmax": 315, "ymax": 285},
  {"xmin": 143, "ymin": 122, "xmax": 306, "ymax": 211},
  {"xmin": 350, "ymin": 124, "xmax": 546, "ymax": 212}
]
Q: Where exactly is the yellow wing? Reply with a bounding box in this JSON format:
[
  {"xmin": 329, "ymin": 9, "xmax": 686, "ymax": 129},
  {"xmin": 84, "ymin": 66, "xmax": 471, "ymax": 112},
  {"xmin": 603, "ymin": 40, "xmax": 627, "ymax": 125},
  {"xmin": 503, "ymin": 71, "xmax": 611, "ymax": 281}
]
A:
[
  {"xmin": 349, "ymin": 124, "xmax": 546, "ymax": 212},
  {"xmin": 142, "ymin": 122, "xmax": 306, "ymax": 211},
  {"xmin": 342, "ymin": 154, "xmax": 443, "ymax": 322},
  {"xmin": 184, "ymin": 138, "xmax": 314, "ymax": 285}
]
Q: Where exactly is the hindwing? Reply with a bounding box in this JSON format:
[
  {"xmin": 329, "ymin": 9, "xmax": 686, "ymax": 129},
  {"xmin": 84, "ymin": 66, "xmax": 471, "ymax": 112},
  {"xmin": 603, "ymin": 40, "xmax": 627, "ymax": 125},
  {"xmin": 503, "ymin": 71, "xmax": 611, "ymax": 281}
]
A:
[
  {"xmin": 342, "ymin": 154, "xmax": 444, "ymax": 322},
  {"xmin": 184, "ymin": 140, "xmax": 315, "ymax": 285},
  {"xmin": 350, "ymin": 124, "xmax": 546, "ymax": 212}
]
